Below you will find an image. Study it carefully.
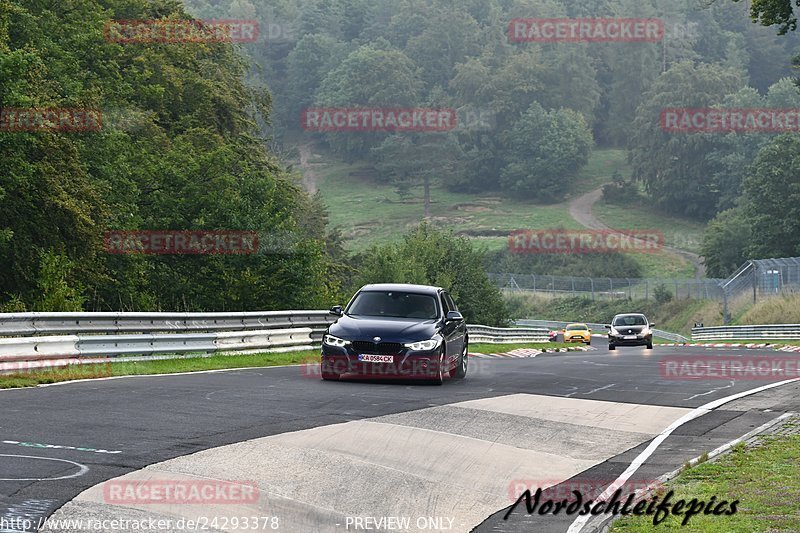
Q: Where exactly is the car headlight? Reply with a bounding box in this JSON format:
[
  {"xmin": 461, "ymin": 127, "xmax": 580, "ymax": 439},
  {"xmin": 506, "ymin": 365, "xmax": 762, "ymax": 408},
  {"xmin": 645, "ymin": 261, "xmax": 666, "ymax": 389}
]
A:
[
  {"xmin": 610, "ymin": 328, "xmax": 619, "ymax": 335},
  {"xmin": 323, "ymin": 334, "xmax": 351, "ymax": 347},
  {"xmin": 404, "ymin": 338, "xmax": 442, "ymax": 351}
]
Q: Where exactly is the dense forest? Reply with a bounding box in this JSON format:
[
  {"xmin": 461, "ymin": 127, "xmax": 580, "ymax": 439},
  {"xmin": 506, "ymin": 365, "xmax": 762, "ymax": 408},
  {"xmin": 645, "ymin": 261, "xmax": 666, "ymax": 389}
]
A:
[
  {"xmin": 183, "ymin": 0, "xmax": 800, "ymax": 275},
  {"xmin": 0, "ymin": 0, "xmax": 339, "ymax": 312},
  {"xmin": 1, "ymin": 0, "xmax": 799, "ymax": 316}
]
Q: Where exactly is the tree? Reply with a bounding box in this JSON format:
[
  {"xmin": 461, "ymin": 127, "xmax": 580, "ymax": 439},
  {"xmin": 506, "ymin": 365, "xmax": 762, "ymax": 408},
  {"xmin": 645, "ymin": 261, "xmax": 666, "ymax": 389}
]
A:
[
  {"xmin": 733, "ymin": 0, "xmax": 800, "ymax": 34},
  {"xmin": 499, "ymin": 103, "xmax": 594, "ymax": 200},
  {"xmin": 371, "ymin": 133, "xmax": 464, "ymax": 218},
  {"xmin": 740, "ymin": 133, "xmax": 800, "ymax": 258},
  {"xmin": 628, "ymin": 62, "xmax": 745, "ymax": 219},
  {"xmin": 314, "ymin": 42, "xmax": 423, "ymax": 160},
  {"xmin": 0, "ymin": 0, "xmax": 337, "ymax": 312},
  {"xmin": 701, "ymin": 207, "xmax": 753, "ymax": 277},
  {"xmin": 286, "ymin": 34, "xmax": 347, "ymax": 120},
  {"xmin": 353, "ymin": 224, "xmax": 509, "ymax": 326}
]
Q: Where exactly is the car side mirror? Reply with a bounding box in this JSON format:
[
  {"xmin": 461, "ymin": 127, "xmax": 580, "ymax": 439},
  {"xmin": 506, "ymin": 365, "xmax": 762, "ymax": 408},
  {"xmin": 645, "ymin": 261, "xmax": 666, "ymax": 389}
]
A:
[
  {"xmin": 650, "ymin": 323, "xmax": 656, "ymax": 328},
  {"xmin": 329, "ymin": 305, "xmax": 343, "ymax": 317},
  {"xmin": 445, "ymin": 311, "xmax": 463, "ymax": 322},
  {"xmin": 604, "ymin": 324, "xmax": 611, "ymax": 329}
]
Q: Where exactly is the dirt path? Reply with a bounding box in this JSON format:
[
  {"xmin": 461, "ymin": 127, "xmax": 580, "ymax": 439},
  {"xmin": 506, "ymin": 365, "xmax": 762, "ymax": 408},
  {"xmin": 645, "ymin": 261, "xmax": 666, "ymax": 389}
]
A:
[
  {"xmin": 568, "ymin": 187, "xmax": 706, "ymax": 278},
  {"xmin": 298, "ymin": 143, "xmax": 319, "ymax": 195}
]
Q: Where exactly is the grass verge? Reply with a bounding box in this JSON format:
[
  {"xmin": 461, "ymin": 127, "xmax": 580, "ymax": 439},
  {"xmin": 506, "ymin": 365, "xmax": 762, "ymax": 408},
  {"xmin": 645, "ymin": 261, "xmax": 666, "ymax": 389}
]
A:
[
  {"xmin": 469, "ymin": 342, "xmax": 574, "ymax": 354},
  {"xmin": 592, "ymin": 199, "xmax": 706, "ymax": 255},
  {"xmin": 0, "ymin": 350, "xmax": 320, "ymax": 389},
  {"xmin": 610, "ymin": 432, "xmax": 800, "ymax": 532}
]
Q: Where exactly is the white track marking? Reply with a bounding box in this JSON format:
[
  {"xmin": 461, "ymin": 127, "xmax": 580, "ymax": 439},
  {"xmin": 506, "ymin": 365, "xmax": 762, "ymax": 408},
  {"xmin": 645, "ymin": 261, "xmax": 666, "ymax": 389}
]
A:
[
  {"xmin": 567, "ymin": 376, "xmax": 800, "ymax": 533},
  {"xmin": 0, "ymin": 454, "xmax": 88, "ymax": 481}
]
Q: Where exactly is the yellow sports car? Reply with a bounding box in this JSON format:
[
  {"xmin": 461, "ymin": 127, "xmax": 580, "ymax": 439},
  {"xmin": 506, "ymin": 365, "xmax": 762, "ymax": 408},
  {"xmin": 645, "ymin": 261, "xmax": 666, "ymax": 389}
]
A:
[{"xmin": 564, "ymin": 323, "xmax": 591, "ymax": 345}]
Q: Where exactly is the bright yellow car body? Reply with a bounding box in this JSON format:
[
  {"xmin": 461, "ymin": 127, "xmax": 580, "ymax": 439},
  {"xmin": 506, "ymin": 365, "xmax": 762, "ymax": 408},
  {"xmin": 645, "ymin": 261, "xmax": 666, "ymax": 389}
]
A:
[{"xmin": 564, "ymin": 323, "xmax": 592, "ymax": 344}]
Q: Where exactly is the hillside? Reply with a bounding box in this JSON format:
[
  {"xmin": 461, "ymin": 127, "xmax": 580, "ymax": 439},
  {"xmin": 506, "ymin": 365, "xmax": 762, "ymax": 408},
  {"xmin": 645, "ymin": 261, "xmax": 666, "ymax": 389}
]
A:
[{"xmin": 297, "ymin": 143, "xmax": 703, "ymax": 278}]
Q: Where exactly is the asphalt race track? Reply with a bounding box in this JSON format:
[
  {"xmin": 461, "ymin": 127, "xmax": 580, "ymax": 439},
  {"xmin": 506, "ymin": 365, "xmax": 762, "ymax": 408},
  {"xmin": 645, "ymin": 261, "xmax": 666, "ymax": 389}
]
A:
[{"xmin": 1, "ymin": 344, "xmax": 799, "ymax": 533}]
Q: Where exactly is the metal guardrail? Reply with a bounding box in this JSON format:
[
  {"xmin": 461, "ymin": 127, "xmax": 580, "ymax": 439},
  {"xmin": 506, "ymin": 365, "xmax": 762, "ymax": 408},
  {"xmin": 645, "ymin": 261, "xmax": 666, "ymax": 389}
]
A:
[
  {"xmin": 692, "ymin": 324, "xmax": 800, "ymax": 341},
  {"xmin": 517, "ymin": 319, "xmax": 689, "ymax": 343},
  {"xmin": 0, "ymin": 311, "xmax": 334, "ymax": 337},
  {"xmin": 0, "ymin": 328, "xmax": 314, "ymax": 363},
  {"xmin": 0, "ymin": 312, "xmax": 550, "ymax": 369},
  {"xmin": 467, "ymin": 324, "xmax": 548, "ymax": 344}
]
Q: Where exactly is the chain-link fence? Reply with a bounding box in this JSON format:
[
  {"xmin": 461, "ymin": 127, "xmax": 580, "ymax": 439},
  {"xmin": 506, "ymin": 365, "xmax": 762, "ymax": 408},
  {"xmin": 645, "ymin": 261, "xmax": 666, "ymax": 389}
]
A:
[
  {"xmin": 491, "ymin": 256, "xmax": 800, "ymax": 325},
  {"xmin": 489, "ymin": 273, "xmax": 725, "ymax": 301},
  {"xmin": 720, "ymin": 257, "xmax": 800, "ymax": 323}
]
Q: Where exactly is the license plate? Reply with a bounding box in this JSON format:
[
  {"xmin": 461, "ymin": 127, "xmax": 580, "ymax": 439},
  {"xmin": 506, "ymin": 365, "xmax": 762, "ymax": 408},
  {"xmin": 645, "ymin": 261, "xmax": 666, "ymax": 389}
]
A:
[
  {"xmin": 358, "ymin": 354, "xmax": 394, "ymax": 363},
  {"xmin": 623, "ymin": 335, "xmax": 638, "ymax": 340}
]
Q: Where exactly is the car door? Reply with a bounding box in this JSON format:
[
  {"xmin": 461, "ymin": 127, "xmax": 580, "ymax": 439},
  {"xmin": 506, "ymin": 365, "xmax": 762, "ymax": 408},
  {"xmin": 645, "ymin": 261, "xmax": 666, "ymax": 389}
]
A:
[{"xmin": 442, "ymin": 291, "xmax": 466, "ymax": 363}]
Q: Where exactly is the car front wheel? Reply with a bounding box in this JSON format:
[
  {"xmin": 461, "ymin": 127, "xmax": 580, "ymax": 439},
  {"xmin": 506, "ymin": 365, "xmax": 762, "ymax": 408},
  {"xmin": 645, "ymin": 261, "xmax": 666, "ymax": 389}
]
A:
[
  {"xmin": 450, "ymin": 341, "xmax": 468, "ymax": 379},
  {"xmin": 609, "ymin": 344, "xmax": 616, "ymax": 351},
  {"xmin": 432, "ymin": 350, "xmax": 445, "ymax": 385}
]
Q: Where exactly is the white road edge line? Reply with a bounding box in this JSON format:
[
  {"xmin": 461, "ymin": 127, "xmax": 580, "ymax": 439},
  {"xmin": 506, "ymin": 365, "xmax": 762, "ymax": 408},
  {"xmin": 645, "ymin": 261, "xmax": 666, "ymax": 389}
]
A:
[
  {"xmin": 567, "ymin": 377, "xmax": 800, "ymax": 533},
  {"xmin": 580, "ymin": 411, "xmax": 795, "ymax": 532}
]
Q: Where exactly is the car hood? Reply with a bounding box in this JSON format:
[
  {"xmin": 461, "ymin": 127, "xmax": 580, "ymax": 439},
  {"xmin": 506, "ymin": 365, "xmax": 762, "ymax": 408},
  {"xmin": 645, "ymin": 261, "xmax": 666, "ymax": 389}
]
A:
[{"xmin": 329, "ymin": 315, "xmax": 439, "ymax": 343}]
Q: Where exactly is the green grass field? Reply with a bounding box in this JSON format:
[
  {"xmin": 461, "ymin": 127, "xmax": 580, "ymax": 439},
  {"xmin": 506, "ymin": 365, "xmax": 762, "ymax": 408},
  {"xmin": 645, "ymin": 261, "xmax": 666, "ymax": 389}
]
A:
[
  {"xmin": 307, "ymin": 145, "xmax": 703, "ymax": 277},
  {"xmin": 592, "ymin": 200, "xmax": 706, "ymax": 254},
  {"xmin": 317, "ymin": 159, "xmax": 579, "ymax": 253},
  {"xmin": 611, "ymin": 433, "xmax": 800, "ymax": 532}
]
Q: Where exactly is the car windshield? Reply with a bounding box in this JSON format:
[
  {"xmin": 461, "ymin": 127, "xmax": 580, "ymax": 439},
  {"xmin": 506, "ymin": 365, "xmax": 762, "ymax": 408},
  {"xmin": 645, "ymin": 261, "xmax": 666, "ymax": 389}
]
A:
[
  {"xmin": 613, "ymin": 315, "xmax": 647, "ymax": 326},
  {"xmin": 566, "ymin": 324, "xmax": 588, "ymax": 331},
  {"xmin": 347, "ymin": 291, "xmax": 438, "ymax": 319}
]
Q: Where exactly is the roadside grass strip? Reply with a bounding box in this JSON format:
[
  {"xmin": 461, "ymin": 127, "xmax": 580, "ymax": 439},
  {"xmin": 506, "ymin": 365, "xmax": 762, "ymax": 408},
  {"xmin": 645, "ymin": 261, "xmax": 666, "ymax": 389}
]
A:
[
  {"xmin": 0, "ymin": 350, "xmax": 321, "ymax": 389},
  {"xmin": 610, "ymin": 424, "xmax": 800, "ymax": 532},
  {"xmin": 468, "ymin": 342, "xmax": 566, "ymax": 354}
]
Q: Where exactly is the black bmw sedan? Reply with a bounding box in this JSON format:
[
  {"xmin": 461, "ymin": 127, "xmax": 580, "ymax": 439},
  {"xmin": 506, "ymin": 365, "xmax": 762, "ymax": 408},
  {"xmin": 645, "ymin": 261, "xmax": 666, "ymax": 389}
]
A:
[{"xmin": 320, "ymin": 284, "xmax": 468, "ymax": 384}]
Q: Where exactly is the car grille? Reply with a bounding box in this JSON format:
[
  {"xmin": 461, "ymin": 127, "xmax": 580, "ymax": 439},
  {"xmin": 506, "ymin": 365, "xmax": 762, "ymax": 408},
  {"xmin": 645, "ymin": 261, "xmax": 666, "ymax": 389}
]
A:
[{"xmin": 352, "ymin": 341, "xmax": 404, "ymax": 355}]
